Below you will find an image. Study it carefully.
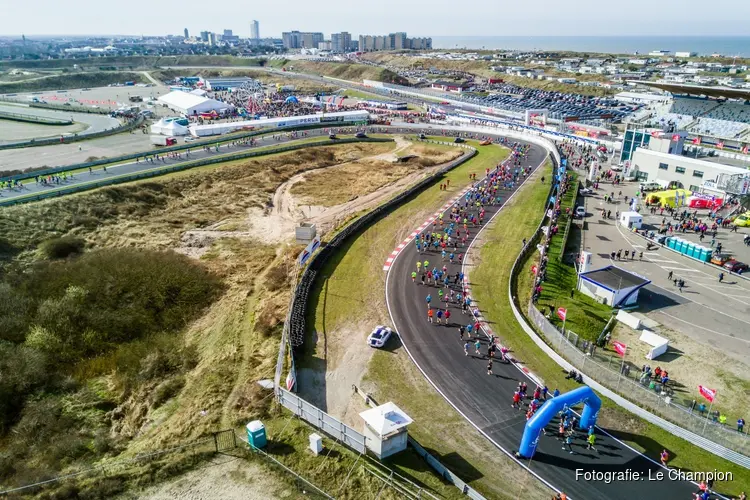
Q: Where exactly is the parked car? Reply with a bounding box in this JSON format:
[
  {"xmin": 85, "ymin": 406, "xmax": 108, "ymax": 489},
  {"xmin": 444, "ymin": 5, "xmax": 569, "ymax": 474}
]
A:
[
  {"xmin": 367, "ymin": 326, "xmax": 393, "ymax": 348},
  {"xmin": 575, "ymin": 206, "xmax": 586, "ymax": 218},
  {"xmin": 732, "ymin": 213, "xmax": 750, "ymax": 227},
  {"xmin": 710, "ymin": 253, "xmax": 733, "ymax": 266},
  {"xmin": 454, "ymin": 137, "xmax": 465, "ymax": 143},
  {"xmin": 580, "ymin": 187, "xmax": 593, "ymax": 195},
  {"xmin": 723, "ymin": 260, "xmax": 748, "ymax": 274}
]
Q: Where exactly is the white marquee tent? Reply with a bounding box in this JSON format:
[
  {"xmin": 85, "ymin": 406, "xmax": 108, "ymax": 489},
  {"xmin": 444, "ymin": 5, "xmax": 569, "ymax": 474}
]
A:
[
  {"xmin": 150, "ymin": 118, "xmax": 189, "ymax": 136},
  {"xmin": 157, "ymin": 91, "xmax": 233, "ymax": 116}
]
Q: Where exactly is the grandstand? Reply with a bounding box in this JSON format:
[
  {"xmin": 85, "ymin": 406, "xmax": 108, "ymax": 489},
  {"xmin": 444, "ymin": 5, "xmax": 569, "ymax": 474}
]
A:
[{"xmin": 642, "ymin": 82, "xmax": 750, "ymax": 142}]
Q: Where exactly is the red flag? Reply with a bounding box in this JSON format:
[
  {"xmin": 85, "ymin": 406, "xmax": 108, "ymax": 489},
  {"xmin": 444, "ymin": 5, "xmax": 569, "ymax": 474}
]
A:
[
  {"xmin": 742, "ymin": 145, "xmax": 748, "ymax": 155},
  {"xmin": 698, "ymin": 385, "xmax": 716, "ymax": 403},
  {"xmin": 716, "ymin": 141, "xmax": 724, "ymax": 150},
  {"xmin": 613, "ymin": 340, "xmax": 627, "ymax": 357},
  {"xmin": 693, "ymin": 137, "xmax": 701, "ymax": 145},
  {"xmin": 671, "ymin": 134, "xmax": 680, "ymax": 141},
  {"xmin": 557, "ymin": 307, "xmax": 567, "ymax": 322}
]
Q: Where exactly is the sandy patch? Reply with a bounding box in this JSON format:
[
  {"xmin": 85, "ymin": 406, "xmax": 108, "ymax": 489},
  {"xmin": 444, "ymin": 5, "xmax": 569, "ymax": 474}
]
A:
[{"xmin": 125, "ymin": 455, "xmax": 292, "ymax": 500}]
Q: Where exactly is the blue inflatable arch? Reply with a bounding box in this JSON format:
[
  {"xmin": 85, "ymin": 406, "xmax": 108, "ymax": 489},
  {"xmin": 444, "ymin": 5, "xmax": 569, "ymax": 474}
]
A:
[{"xmin": 518, "ymin": 385, "xmax": 602, "ymax": 458}]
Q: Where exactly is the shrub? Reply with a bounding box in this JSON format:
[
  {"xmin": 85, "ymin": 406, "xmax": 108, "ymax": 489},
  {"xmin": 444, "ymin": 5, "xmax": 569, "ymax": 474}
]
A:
[
  {"xmin": 150, "ymin": 375, "xmax": 186, "ymax": 408},
  {"xmin": 17, "ymin": 248, "xmax": 222, "ymax": 362},
  {"xmin": 39, "ymin": 236, "xmax": 86, "ymax": 260}
]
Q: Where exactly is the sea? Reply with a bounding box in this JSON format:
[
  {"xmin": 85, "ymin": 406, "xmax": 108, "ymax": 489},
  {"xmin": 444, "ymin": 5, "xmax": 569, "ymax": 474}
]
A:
[{"xmin": 430, "ymin": 36, "xmax": 750, "ymax": 57}]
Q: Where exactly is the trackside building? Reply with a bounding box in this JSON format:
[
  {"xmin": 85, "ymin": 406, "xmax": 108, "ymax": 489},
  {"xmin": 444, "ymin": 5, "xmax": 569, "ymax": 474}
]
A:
[
  {"xmin": 189, "ymin": 110, "xmax": 370, "ymax": 137},
  {"xmin": 577, "ymin": 266, "xmax": 651, "ymax": 307}
]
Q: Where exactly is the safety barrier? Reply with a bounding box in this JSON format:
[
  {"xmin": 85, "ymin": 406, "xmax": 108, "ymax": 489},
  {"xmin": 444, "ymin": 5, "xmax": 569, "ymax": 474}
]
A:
[
  {"xmin": 0, "ymin": 96, "xmax": 112, "ymax": 114},
  {"xmin": 506, "ymin": 153, "xmax": 750, "ymax": 468},
  {"xmin": 287, "ymin": 142, "xmax": 477, "ymax": 348},
  {"xmin": 0, "ymin": 123, "xmax": 333, "ymax": 182},
  {"xmin": 277, "ymin": 388, "xmax": 368, "ymax": 454},
  {"xmin": 0, "ymin": 109, "xmax": 72, "ymax": 125},
  {"xmin": 0, "ymin": 137, "xmax": 393, "ymax": 207},
  {"xmin": 0, "ymin": 115, "xmax": 144, "ymax": 151}
]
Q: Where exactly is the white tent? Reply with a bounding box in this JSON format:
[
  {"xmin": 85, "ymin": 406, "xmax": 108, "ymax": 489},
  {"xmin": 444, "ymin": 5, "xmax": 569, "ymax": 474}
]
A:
[
  {"xmin": 190, "ymin": 88, "xmax": 208, "ymax": 97},
  {"xmin": 150, "ymin": 118, "xmax": 189, "ymax": 136},
  {"xmin": 157, "ymin": 91, "xmax": 233, "ymax": 116}
]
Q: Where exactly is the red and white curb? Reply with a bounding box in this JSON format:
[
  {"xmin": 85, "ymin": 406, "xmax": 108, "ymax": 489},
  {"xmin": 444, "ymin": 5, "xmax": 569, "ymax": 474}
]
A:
[{"xmin": 382, "ymin": 185, "xmax": 473, "ymax": 271}]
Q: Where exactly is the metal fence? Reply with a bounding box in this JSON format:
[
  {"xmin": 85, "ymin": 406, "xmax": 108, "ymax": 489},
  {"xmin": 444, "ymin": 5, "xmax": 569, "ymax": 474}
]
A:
[
  {"xmin": 0, "ymin": 137, "xmax": 393, "ymax": 207},
  {"xmin": 277, "ymin": 388, "xmax": 367, "ymax": 454},
  {"xmin": 526, "ymin": 304, "xmax": 750, "ymax": 458}
]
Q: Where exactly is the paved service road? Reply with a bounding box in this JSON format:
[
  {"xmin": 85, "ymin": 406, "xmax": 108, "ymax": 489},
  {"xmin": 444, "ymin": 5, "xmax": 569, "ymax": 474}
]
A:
[
  {"xmin": 385, "ymin": 140, "xmax": 699, "ymax": 499},
  {"xmin": 577, "ymin": 180, "xmax": 750, "ymax": 364}
]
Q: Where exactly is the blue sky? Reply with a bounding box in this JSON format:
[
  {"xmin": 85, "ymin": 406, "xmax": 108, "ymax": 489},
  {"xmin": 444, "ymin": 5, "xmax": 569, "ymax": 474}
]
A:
[{"xmin": 1, "ymin": 0, "xmax": 749, "ymax": 37}]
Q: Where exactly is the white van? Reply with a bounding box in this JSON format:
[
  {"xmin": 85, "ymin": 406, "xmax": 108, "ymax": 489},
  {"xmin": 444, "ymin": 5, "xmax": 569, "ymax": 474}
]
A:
[{"xmin": 639, "ymin": 182, "xmax": 661, "ymax": 192}]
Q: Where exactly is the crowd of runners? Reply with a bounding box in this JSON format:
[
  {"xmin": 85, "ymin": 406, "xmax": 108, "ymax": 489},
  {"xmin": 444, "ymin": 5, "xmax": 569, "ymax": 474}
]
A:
[{"xmin": 411, "ymin": 139, "xmax": 546, "ymax": 383}]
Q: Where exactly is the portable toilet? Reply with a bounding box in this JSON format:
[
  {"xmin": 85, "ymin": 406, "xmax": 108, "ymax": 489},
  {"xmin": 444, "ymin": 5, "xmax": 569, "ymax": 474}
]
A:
[
  {"xmin": 689, "ymin": 244, "xmax": 701, "ymax": 259},
  {"xmin": 684, "ymin": 242, "xmax": 695, "ymax": 258},
  {"xmin": 666, "ymin": 237, "xmax": 676, "ymax": 249},
  {"xmin": 700, "ymin": 247, "xmax": 712, "ymax": 262},
  {"xmin": 246, "ymin": 420, "xmax": 267, "ymax": 449},
  {"xmin": 677, "ymin": 239, "xmax": 688, "ymax": 254}
]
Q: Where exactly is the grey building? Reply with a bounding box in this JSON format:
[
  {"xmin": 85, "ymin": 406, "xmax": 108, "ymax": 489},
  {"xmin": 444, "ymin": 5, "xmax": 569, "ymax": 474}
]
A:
[
  {"xmin": 251, "ymin": 20, "xmax": 260, "ymax": 40},
  {"xmin": 357, "ymin": 32, "xmax": 431, "ymax": 52},
  {"xmin": 301, "ymin": 32, "xmax": 324, "ymax": 49},
  {"xmin": 282, "ymin": 31, "xmax": 302, "ymax": 49},
  {"xmin": 331, "ymin": 32, "xmax": 351, "ymax": 53},
  {"xmin": 184, "ymin": 28, "xmax": 189, "ymax": 39},
  {"xmin": 200, "ymin": 31, "xmax": 209, "ymax": 42}
]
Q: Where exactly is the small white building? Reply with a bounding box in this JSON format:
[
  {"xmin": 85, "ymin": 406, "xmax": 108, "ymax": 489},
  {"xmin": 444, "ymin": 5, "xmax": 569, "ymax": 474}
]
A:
[
  {"xmin": 359, "ymin": 402, "xmax": 413, "ymax": 459},
  {"xmin": 577, "ymin": 266, "xmax": 651, "ymax": 308},
  {"xmin": 619, "ymin": 211, "xmax": 643, "ymax": 230}
]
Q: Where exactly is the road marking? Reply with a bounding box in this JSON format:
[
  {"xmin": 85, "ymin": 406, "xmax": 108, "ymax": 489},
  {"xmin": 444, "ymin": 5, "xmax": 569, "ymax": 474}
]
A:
[
  {"xmin": 661, "ymin": 266, "xmax": 701, "ymax": 272},
  {"xmin": 656, "ymin": 311, "xmax": 750, "ymax": 344}
]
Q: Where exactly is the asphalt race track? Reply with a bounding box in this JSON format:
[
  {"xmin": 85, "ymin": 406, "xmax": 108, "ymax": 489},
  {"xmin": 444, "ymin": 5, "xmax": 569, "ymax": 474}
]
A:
[{"xmin": 385, "ymin": 140, "xmax": 701, "ymax": 499}]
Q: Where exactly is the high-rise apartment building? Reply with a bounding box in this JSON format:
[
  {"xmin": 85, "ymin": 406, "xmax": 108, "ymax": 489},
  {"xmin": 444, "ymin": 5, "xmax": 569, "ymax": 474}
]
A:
[
  {"xmin": 283, "ymin": 31, "xmax": 324, "ymax": 49},
  {"xmin": 358, "ymin": 32, "xmax": 432, "ymax": 52},
  {"xmin": 184, "ymin": 28, "xmax": 189, "ymax": 39},
  {"xmin": 331, "ymin": 32, "xmax": 351, "ymax": 53},
  {"xmin": 250, "ymin": 20, "xmax": 260, "ymax": 39},
  {"xmin": 282, "ymin": 31, "xmax": 302, "ymax": 49},
  {"xmin": 200, "ymin": 31, "xmax": 209, "ymax": 42},
  {"xmin": 301, "ymin": 32, "xmax": 324, "ymax": 49}
]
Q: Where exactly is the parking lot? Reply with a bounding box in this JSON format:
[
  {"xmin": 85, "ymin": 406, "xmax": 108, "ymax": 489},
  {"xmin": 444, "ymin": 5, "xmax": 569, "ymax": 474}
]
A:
[{"xmin": 577, "ymin": 177, "xmax": 750, "ymax": 364}]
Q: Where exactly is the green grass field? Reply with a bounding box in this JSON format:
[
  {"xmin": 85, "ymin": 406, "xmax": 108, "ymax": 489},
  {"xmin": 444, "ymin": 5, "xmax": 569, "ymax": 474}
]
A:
[
  {"xmin": 472, "ymin": 162, "xmax": 750, "ymax": 498},
  {"xmin": 534, "ymin": 173, "xmax": 612, "ymax": 340}
]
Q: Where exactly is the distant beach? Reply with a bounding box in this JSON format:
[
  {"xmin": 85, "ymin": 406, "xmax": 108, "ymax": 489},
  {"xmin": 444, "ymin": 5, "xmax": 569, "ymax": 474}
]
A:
[{"xmin": 431, "ymin": 36, "xmax": 750, "ymax": 57}]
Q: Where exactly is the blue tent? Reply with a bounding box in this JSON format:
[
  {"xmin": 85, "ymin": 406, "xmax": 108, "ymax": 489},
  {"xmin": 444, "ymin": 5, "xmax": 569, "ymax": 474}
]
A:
[{"xmin": 285, "ymin": 96, "xmax": 299, "ymax": 104}]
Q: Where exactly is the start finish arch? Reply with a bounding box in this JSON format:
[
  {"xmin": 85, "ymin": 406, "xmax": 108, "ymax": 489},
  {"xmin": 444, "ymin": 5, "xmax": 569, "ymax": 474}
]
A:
[{"xmin": 518, "ymin": 385, "xmax": 602, "ymax": 458}]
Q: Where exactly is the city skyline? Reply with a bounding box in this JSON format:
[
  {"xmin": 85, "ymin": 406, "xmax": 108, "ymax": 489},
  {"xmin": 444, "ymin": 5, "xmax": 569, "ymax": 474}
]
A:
[{"xmin": 1, "ymin": 0, "xmax": 749, "ymax": 37}]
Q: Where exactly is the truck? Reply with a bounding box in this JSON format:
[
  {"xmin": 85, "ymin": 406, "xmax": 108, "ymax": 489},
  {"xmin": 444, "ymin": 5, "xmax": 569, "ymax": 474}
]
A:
[
  {"xmin": 150, "ymin": 135, "xmax": 177, "ymax": 147},
  {"xmin": 125, "ymin": 81, "xmax": 136, "ymax": 86}
]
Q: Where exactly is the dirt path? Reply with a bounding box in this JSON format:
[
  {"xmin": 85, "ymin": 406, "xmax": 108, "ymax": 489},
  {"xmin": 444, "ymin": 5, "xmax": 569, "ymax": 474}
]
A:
[{"xmin": 247, "ymin": 137, "xmax": 425, "ymax": 245}]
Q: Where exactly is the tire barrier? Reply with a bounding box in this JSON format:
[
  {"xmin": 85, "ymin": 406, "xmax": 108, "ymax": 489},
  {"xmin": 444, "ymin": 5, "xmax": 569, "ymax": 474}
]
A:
[
  {"xmin": 0, "ymin": 115, "xmax": 145, "ymax": 152},
  {"xmin": 0, "ymin": 137, "xmax": 394, "ymax": 207},
  {"xmin": 288, "ymin": 142, "xmax": 478, "ymax": 348}
]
